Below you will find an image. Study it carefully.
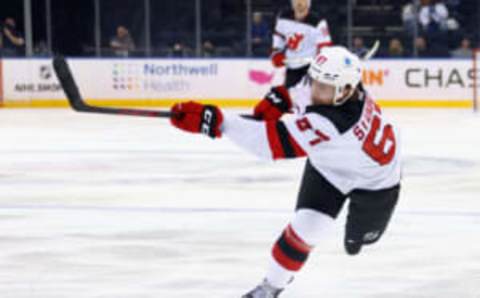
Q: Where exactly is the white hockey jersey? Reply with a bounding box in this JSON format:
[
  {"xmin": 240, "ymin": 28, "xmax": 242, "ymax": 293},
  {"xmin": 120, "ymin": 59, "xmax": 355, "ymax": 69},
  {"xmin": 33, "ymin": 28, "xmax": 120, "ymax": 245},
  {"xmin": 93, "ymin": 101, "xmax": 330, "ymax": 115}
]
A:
[
  {"xmin": 222, "ymin": 88, "xmax": 401, "ymax": 194},
  {"xmin": 273, "ymin": 10, "xmax": 332, "ymax": 69}
]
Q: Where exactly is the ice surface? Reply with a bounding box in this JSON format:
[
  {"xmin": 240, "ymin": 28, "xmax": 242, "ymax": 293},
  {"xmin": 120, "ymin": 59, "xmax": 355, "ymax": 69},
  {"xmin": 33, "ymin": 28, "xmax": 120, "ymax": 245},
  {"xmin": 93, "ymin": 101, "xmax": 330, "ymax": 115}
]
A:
[{"xmin": 0, "ymin": 108, "xmax": 479, "ymax": 298}]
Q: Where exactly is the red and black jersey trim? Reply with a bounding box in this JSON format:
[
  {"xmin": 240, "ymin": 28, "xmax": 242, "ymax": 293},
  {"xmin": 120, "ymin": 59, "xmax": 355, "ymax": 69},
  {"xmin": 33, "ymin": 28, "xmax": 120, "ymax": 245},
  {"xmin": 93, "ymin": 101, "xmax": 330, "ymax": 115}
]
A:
[
  {"xmin": 266, "ymin": 121, "xmax": 306, "ymax": 160},
  {"xmin": 317, "ymin": 41, "xmax": 333, "ymax": 50}
]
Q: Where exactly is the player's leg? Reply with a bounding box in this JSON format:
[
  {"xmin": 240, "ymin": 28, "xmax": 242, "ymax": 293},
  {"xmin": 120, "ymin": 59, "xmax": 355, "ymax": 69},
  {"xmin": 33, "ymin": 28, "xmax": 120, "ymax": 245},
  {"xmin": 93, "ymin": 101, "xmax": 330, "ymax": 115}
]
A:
[
  {"xmin": 242, "ymin": 160, "xmax": 347, "ymax": 297},
  {"xmin": 270, "ymin": 160, "xmax": 347, "ymax": 289},
  {"xmin": 344, "ymin": 184, "xmax": 401, "ymax": 255},
  {"xmin": 266, "ymin": 209, "xmax": 334, "ymax": 284},
  {"xmin": 243, "ymin": 209, "xmax": 334, "ymax": 298}
]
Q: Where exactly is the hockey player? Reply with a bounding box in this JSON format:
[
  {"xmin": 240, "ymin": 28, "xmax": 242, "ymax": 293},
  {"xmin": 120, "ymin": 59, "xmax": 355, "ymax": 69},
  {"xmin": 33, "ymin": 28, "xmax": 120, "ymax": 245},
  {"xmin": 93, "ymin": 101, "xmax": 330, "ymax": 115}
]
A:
[
  {"xmin": 271, "ymin": 0, "xmax": 332, "ymax": 88},
  {"xmin": 169, "ymin": 46, "xmax": 401, "ymax": 297}
]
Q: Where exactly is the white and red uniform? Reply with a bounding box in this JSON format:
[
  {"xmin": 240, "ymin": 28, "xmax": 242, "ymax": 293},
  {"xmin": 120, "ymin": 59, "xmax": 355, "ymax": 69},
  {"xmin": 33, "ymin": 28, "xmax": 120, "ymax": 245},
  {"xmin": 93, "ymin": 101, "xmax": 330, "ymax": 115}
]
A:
[
  {"xmin": 273, "ymin": 10, "xmax": 332, "ymax": 69},
  {"xmin": 222, "ymin": 88, "xmax": 401, "ymax": 195},
  {"xmin": 272, "ymin": 10, "xmax": 333, "ymax": 88},
  {"xmin": 226, "ymin": 88, "xmax": 402, "ymax": 290},
  {"xmin": 170, "ymin": 46, "xmax": 401, "ymax": 296}
]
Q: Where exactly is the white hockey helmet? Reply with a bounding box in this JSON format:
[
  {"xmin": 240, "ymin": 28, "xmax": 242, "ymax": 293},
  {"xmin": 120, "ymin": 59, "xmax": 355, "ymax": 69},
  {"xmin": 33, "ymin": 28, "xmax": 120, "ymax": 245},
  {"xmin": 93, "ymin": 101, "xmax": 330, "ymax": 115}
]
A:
[{"xmin": 308, "ymin": 46, "xmax": 363, "ymax": 106}]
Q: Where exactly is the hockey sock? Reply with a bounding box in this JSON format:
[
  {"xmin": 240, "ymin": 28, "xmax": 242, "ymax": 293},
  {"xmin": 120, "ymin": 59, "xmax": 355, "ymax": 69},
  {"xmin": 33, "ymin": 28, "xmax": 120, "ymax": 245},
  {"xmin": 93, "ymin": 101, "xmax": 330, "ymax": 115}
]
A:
[{"xmin": 267, "ymin": 224, "xmax": 312, "ymax": 288}]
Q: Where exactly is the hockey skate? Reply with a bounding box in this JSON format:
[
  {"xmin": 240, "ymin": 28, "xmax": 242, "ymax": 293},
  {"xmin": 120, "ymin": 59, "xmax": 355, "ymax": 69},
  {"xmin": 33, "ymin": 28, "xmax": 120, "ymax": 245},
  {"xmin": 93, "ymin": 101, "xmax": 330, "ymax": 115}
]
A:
[{"xmin": 242, "ymin": 280, "xmax": 283, "ymax": 298}]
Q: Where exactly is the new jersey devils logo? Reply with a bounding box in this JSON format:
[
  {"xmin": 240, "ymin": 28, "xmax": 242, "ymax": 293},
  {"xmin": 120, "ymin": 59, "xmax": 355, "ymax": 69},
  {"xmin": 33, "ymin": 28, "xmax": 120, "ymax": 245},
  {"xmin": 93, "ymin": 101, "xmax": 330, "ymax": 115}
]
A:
[
  {"xmin": 287, "ymin": 33, "xmax": 304, "ymax": 51},
  {"xmin": 315, "ymin": 55, "xmax": 328, "ymax": 65}
]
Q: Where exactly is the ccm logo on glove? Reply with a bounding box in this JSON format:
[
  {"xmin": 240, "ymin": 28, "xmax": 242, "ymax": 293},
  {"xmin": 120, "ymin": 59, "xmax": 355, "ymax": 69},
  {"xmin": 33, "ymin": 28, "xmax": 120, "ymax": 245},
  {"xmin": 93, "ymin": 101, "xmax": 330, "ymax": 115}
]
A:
[
  {"xmin": 170, "ymin": 101, "xmax": 224, "ymax": 139},
  {"xmin": 201, "ymin": 108, "xmax": 216, "ymax": 136}
]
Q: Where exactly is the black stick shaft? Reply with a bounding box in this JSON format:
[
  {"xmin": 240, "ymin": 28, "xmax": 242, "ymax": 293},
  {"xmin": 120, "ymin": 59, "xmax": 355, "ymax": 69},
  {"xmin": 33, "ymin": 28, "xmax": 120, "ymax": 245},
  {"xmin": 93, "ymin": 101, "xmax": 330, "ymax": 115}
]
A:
[
  {"xmin": 53, "ymin": 56, "xmax": 258, "ymax": 120},
  {"xmin": 53, "ymin": 56, "xmax": 172, "ymax": 118}
]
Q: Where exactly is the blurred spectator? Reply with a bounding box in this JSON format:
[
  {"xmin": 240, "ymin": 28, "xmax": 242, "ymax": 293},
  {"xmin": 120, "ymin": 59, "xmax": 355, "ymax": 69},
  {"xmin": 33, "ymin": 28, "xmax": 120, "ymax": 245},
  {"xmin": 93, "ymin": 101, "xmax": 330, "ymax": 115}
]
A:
[
  {"xmin": 419, "ymin": 0, "xmax": 449, "ymax": 32},
  {"xmin": 450, "ymin": 38, "xmax": 472, "ymax": 58},
  {"xmin": 2, "ymin": 17, "xmax": 25, "ymax": 56},
  {"xmin": 170, "ymin": 42, "xmax": 189, "ymax": 57},
  {"xmin": 251, "ymin": 11, "xmax": 270, "ymax": 57},
  {"xmin": 252, "ymin": 12, "xmax": 269, "ymax": 46},
  {"xmin": 388, "ymin": 38, "xmax": 406, "ymax": 57},
  {"xmin": 202, "ymin": 40, "xmax": 216, "ymax": 57},
  {"xmin": 402, "ymin": 2, "xmax": 417, "ymax": 35},
  {"xmin": 351, "ymin": 37, "xmax": 368, "ymax": 57},
  {"xmin": 418, "ymin": 0, "xmax": 450, "ymax": 57},
  {"xmin": 414, "ymin": 36, "xmax": 430, "ymax": 57},
  {"xmin": 110, "ymin": 25, "xmax": 135, "ymax": 57}
]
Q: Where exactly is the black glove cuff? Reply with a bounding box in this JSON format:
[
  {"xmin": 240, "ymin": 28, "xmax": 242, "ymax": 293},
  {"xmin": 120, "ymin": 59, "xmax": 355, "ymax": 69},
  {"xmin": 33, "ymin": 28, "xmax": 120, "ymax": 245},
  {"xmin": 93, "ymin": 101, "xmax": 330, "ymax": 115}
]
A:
[{"xmin": 200, "ymin": 105, "xmax": 219, "ymax": 138}]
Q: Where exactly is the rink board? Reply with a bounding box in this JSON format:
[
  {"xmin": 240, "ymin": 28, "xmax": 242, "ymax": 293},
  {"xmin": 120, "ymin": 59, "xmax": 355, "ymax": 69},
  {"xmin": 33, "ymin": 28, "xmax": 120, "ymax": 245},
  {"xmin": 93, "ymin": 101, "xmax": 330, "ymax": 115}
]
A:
[{"xmin": 0, "ymin": 58, "xmax": 476, "ymax": 108}]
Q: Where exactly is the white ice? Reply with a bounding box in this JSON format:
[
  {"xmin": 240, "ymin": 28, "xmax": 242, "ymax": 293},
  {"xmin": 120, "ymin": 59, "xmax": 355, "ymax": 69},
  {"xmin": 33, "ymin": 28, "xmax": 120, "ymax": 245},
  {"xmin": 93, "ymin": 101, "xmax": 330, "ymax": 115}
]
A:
[{"xmin": 0, "ymin": 108, "xmax": 479, "ymax": 298}]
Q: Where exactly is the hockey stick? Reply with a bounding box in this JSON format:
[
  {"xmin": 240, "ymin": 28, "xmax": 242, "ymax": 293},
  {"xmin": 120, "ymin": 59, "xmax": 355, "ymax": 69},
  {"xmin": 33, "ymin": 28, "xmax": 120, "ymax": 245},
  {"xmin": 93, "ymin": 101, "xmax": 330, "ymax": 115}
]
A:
[
  {"xmin": 53, "ymin": 55, "xmax": 173, "ymax": 118},
  {"xmin": 362, "ymin": 40, "xmax": 380, "ymax": 61},
  {"xmin": 53, "ymin": 56, "xmax": 258, "ymax": 120},
  {"xmin": 284, "ymin": 40, "xmax": 381, "ymax": 65}
]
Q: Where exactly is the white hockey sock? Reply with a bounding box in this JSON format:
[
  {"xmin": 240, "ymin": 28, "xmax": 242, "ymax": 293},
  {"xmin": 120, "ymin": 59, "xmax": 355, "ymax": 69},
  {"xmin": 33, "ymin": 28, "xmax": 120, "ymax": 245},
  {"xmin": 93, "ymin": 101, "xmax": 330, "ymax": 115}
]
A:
[
  {"xmin": 265, "ymin": 209, "xmax": 334, "ymax": 289},
  {"xmin": 266, "ymin": 255, "xmax": 296, "ymax": 289}
]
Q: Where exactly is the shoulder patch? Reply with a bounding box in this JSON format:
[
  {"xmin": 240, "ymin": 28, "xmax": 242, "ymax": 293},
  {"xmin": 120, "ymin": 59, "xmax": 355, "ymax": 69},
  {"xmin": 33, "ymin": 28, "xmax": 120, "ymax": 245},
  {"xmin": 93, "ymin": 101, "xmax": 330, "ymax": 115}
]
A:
[{"xmin": 305, "ymin": 99, "xmax": 365, "ymax": 134}]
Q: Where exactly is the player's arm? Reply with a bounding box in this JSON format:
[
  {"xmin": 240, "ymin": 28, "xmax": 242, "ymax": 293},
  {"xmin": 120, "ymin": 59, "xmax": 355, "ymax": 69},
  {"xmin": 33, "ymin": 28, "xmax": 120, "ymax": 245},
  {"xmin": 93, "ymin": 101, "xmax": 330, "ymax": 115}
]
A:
[
  {"xmin": 169, "ymin": 101, "xmax": 337, "ymax": 161},
  {"xmin": 3, "ymin": 27, "xmax": 24, "ymax": 46},
  {"xmin": 316, "ymin": 19, "xmax": 333, "ymax": 52},
  {"xmin": 222, "ymin": 113, "xmax": 307, "ymax": 160},
  {"xmin": 271, "ymin": 13, "xmax": 287, "ymax": 68},
  {"xmin": 224, "ymin": 111, "xmax": 337, "ymax": 161}
]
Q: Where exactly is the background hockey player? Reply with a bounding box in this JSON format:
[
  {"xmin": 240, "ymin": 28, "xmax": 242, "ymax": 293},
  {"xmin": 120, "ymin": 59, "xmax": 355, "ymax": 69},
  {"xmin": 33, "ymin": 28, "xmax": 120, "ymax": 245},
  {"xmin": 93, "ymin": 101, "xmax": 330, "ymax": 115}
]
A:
[
  {"xmin": 271, "ymin": 0, "xmax": 333, "ymax": 88},
  {"xmin": 169, "ymin": 46, "xmax": 402, "ymax": 297}
]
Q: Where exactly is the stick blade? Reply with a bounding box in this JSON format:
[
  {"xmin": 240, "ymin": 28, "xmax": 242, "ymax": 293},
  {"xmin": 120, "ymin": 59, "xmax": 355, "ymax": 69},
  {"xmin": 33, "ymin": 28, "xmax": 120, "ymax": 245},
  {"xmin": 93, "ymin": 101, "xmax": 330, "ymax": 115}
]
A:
[{"xmin": 363, "ymin": 40, "xmax": 380, "ymax": 61}]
